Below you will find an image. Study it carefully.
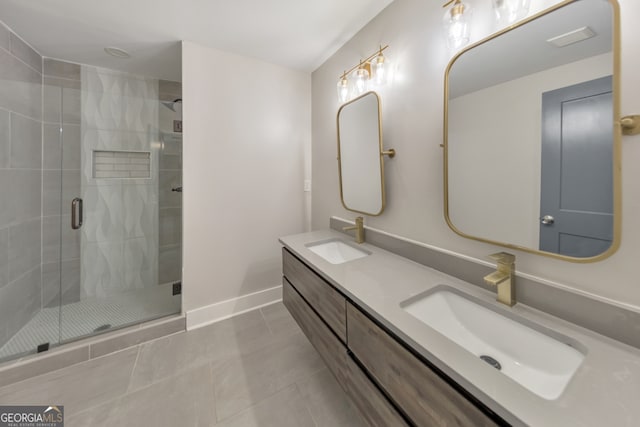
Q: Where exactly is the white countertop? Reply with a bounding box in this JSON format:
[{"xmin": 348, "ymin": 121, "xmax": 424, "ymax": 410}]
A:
[{"xmin": 280, "ymin": 230, "xmax": 640, "ymax": 427}]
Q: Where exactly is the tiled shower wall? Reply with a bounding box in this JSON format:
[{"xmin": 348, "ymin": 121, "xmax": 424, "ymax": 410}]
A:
[
  {"xmin": 80, "ymin": 66, "xmax": 160, "ymax": 298},
  {"xmin": 0, "ymin": 23, "xmax": 43, "ymax": 348},
  {"xmin": 158, "ymin": 80, "xmax": 182, "ymax": 285},
  {"xmin": 42, "ymin": 58, "xmax": 82, "ymax": 308}
]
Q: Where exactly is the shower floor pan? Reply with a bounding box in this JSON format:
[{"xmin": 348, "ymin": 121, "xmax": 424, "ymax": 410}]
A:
[{"xmin": 0, "ymin": 283, "xmax": 180, "ymax": 361}]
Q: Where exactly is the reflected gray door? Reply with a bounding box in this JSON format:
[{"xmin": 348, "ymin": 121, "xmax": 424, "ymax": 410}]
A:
[{"xmin": 539, "ymin": 76, "xmax": 613, "ymax": 257}]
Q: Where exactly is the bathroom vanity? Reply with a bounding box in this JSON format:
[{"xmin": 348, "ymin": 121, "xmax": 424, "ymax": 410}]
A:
[{"xmin": 280, "ymin": 230, "xmax": 640, "ymax": 427}]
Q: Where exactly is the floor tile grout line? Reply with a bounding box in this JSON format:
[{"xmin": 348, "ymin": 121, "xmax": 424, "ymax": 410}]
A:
[{"xmin": 294, "ymin": 380, "xmax": 322, "ymax": 427}]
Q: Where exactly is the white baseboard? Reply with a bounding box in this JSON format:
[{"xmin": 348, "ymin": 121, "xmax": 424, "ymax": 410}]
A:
[{"xmin": 185, "ymin": 285, "xmax": 282, "ymax": 330}]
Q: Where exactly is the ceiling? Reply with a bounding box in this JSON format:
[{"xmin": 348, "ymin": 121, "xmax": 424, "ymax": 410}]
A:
[{"xmin": 0, "ymin": 0, "xmax": 394, "ymax": 81}]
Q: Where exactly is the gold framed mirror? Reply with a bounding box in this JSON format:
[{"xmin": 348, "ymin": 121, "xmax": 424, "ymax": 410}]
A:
[
  {"xmin": 443, "ymin": 0, "xmax": 621, "ymax": 262},
  {"xmin": 337, "ymin": 91, "xmax": 394, "ymax": 216}
]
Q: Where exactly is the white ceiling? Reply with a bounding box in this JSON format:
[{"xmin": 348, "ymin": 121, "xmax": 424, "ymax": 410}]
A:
[{"xmin": 0, "ymin": 0, "xmax": 394, "ymax": 81}]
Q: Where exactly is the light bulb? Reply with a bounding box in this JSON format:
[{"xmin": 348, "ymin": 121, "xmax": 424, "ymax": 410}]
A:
[
  {"xmin": 374, "ymin": 54, "xmax": 386, "ymax": 86},
  {"xmin": 354, "ymin": 67, "xmax": 369, "ymax": 95},
  {"xmin": 337, "ymin": 75, "xmax": 349, "ymax": 103},
  {"xmin": 493, "ymin": 0, "xmax": 530, "ymax": 26},
  {"xmin": 443, "ymin": 0, "xmax": 471, "ymax": 50}
]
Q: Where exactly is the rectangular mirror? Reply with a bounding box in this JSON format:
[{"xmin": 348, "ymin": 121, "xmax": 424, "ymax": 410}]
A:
[
  {"xmin": 337, "ymin": 91, "xmax": 389, "ymax": 216},
  {"xmin": 444, "ymin": 0, "xmax": 621, "ymax": 261}
]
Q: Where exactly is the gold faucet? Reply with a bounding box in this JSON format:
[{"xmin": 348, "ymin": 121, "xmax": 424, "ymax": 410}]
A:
[
  {"xmin": 484, "ymin": 252, "xmax": 516, "ymax": 307},
  {"xmin": 343, "ymin": 216, "xmax": 365, "ymax": 244}
]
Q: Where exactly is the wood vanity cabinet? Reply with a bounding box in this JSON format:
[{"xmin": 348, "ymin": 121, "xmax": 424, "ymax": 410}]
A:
[
  {"xmin": 282, "ymin": 248, "xmax": 502, "ymax": 427},
  {"xmin": 347, "ymin": 303, "xmax": 500, "ymax": 427},
  {"xmin": 283, "ymin": 248, "xmax": 347, "ymax": 341}
]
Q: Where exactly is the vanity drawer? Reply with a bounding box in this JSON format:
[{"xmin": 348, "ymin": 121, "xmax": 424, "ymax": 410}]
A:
[
  {"xmin": 345, "ymin": 355, "xmax": 410, "ymax": 427},
  {"xmin": 282, "ymin": 248, "xmax": 347, "ymax": 342},
  {"xmin": 347, "ymin": 302, "xmax": 499, "ymax": 427},
  {"xmin": 283, "ymin": 278, "xmax": 348, "ymax": 388}
]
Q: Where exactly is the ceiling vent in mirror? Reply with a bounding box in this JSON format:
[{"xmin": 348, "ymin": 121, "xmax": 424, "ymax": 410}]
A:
[
  {"xmin": 104, "ymin": 46, "xmax": 131, "ymax": 59},
  {"xmin": 547, "ymin": 26, "xmax": 596, "ymax": 48}
]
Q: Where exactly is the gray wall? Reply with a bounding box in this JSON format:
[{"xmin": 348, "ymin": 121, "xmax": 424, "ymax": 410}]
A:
[
  {"xmin": 0, "ymin": 22, "xmax": 43, "ymax": 348},
  {"xmin": 80, "ymin": 66, "xmax": 160, "ymax": 298}
]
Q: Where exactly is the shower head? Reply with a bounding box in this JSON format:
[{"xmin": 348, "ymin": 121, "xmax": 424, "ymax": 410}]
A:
[{"xmin": 161, "ymin": 98, "xmax": 182, "ymax": 112}]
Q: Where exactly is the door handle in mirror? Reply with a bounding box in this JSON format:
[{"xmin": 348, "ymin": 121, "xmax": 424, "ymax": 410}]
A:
[
  {"xmin": 621, "ymin": 115, "xmax": 640, "ymax": 135},
  {"xmin": 541, "ymin": 215, "xmax": 555, "ymax": 225},
  {"xmin": 71, "ymin": 198, "xmax": 83, "ymax": 230}
]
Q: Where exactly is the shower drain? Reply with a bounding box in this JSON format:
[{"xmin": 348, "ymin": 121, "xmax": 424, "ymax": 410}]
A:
[
  {"xmin": 93, "ymin": 324, "xmax": 112, "ymax": 332},
  {"xmin": 480, "ymin": 355, "xmax": 501, "ymax": 370}
]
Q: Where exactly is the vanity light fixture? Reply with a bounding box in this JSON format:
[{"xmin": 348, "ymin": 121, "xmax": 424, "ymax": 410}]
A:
[
  {"xmin": 353, "ymin": 61, "xmax": 370, "ymax": 96},
  {"xmin": 442, "ymin": 0, "xmax": 472, "ymax": 50},
  {"xmin": 492, "ymin": 0, "xmax": 530, "ymax": 26},
  {"xmin": 336, "ymin": 45, "xmax": 390, "ymax": 104},
  {"xmin": 337, "ymin": 72, "xmax": 350, "ymax": 104}
]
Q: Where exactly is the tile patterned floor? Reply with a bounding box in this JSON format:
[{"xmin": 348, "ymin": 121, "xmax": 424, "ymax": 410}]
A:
[{"xmin": 0, "ymin": 302, "xmax": 366, "ymax": 427}]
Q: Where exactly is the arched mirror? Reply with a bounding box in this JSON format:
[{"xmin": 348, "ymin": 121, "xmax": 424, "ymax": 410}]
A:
[
  {"xmin": 337, "ymin": 91, "xmax": 394, "ymax": 216},
  {"xmin": 444, "ymin": 0, "xmax": 621, "ymax": 261}
]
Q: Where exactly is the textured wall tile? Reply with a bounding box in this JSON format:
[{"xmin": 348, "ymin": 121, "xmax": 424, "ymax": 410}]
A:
[
  {"xmin": 124, "ymin": 237, "xmax": 157, "ymax": 290},
  {"xmin": 9, "ymin": 32, "xmax": 42, "ymax": 73},
  {"xmin": 82, "ymin": 182, "xmax": 124, "ymax": 243},
  {"xmin": 80, "ymin": 66, "xmax": 160, "ymax": 295},
  {"xmin": 81, "ymin": 240, "xmax": 124, "ymax": 298},
  {"xmin": 10, "ymin": 113, "xmax": 42, "ymax": 169},
  {"xmin": 123, "ymin": 184, "xmax": 157, "ymax": 238}
]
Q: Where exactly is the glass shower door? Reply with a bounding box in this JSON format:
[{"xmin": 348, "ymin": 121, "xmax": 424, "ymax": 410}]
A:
[{"xmin": 57, "ymin": 62, "xmax": 181, "ymax": 343}]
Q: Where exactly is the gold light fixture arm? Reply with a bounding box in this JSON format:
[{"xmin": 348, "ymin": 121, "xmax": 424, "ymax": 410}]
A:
[
  {"xmin": 621, "ymin": 115, "xmax": 640, "ymax": 135},
  {"xmin": 337, "ymin": 45, "xmax": 389, "ymax": 80}
]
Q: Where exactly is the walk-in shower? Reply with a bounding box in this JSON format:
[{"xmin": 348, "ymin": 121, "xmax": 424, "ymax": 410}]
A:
[{"xmin": 0, "ymin": 23, "xmax": 182, "ymax": 362}]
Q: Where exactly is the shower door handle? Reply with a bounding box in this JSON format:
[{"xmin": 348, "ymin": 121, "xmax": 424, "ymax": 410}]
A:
[{"xmin": 71, "ymin": 198, "xmax": 83, "ymax": 230}]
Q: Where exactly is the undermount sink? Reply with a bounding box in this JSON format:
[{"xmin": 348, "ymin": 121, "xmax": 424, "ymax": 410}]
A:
[
  {"xmin": 306, "ymin": 238, "xmax": 370, "ymax": 265},
  {"xmin": 401, "ymin": 286, "xmax": 585, "ymax": 400}
]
